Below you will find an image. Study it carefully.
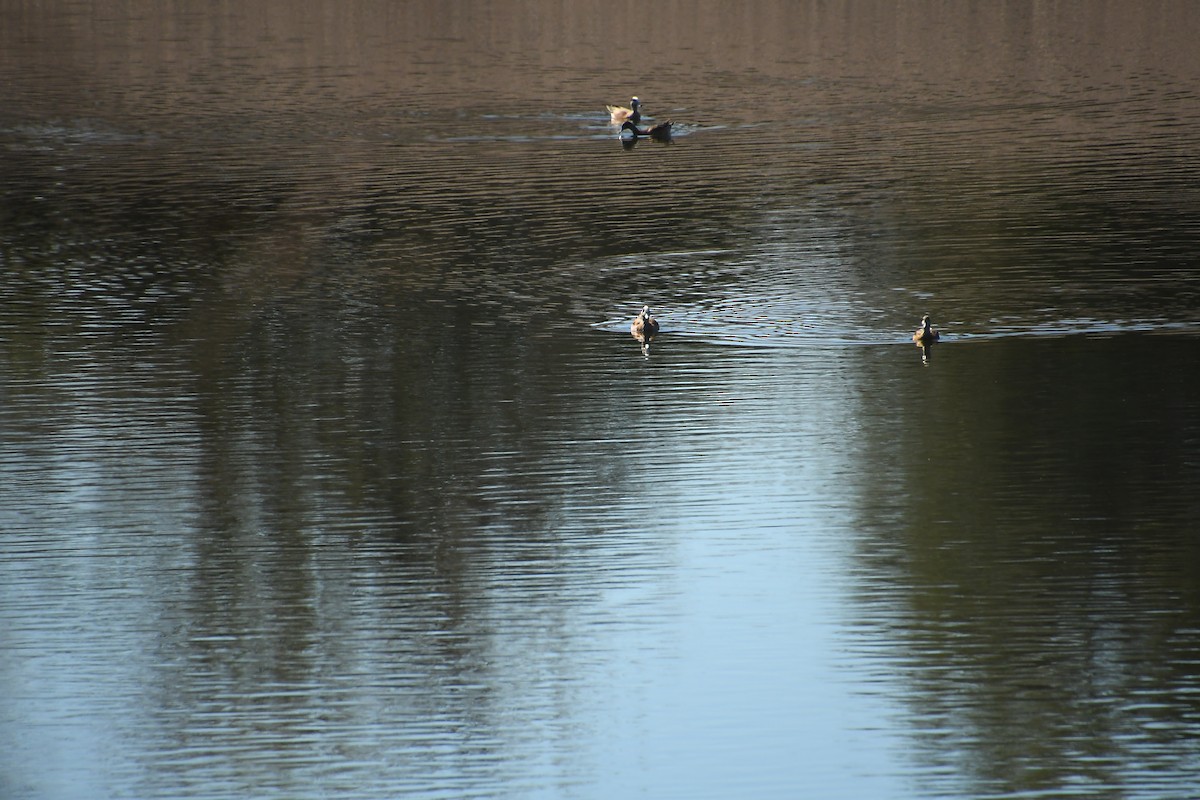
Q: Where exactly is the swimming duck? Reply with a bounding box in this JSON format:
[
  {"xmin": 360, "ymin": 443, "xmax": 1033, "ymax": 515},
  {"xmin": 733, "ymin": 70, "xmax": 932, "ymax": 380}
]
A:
[
  {"xmin": 619, "ymin": 119, "xmax": 674, "ymax": 142},
  {"xmin": 912, "ymin": 315, "xmax": 940, "ymax": 344},
  {"xmin": 607, "ymin": 97, "xmax": 641, "ymax": 125},
  {"xmin": 631, "ymin": 305, "xmax": 660, "ymax": 342}
]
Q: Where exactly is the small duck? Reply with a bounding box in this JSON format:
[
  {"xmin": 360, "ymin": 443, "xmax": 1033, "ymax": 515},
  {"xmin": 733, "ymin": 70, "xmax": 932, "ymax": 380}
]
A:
[
  {"xmin": 631, "ymin": 305, "xmax": 660, "ymax": 342},
  {"xmin": 619, "ymin": 119, "xmax": 674, "ymax": 142},
  {"xmin": 912, "ymin": 314, "xmax": 940, "ymax": 344},
  {"xmin": 607, "ymin": 96, "xmax": 641, "ymax": 125}
]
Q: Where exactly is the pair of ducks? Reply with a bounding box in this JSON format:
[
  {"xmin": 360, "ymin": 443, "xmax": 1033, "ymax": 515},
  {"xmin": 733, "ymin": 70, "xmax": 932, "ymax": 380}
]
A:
[
  {"xmin": 607, "ymin": 96, "xmax": 673, "ymax": 141},
  {"xmin": 630, "ymin": 307, "xmax": 939, "ymax": 346}
]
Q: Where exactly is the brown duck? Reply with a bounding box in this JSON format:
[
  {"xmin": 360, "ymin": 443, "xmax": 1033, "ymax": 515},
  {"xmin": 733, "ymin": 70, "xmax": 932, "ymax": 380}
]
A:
[
  {"xmin": 631, "ymin": 305, "xmax": 660, "ymax": 342},
  {"xmin": 912, "ymin": 315, "xmax": 940, "ymax": 344},
  {"xmin": 607, "ymin": 97, "xmax": 641, "ymax": 125}
]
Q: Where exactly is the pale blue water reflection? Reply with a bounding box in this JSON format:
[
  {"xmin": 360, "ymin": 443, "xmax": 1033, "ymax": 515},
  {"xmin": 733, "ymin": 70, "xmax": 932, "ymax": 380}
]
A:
[{"xmin": 2, "ymin": 334, "xmax": 909, "ymax": 799}]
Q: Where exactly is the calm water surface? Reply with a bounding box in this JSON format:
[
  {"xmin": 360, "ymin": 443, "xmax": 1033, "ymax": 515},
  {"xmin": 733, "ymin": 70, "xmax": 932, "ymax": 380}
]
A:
[{"xmin": 3, "ymin": 2, "xmax": 1200, "ymax": 798}]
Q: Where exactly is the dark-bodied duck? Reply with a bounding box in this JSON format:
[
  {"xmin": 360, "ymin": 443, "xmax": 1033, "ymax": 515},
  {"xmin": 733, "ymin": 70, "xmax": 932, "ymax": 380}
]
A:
[
  {"xmin": 619, "ymin": 119, "xmax": 674, "ymax": 143},
  {"xmin": 912, "ymin": 315, "xmax": 940, "ymax": 345},
  {"xmin": 607, "ymin": 97, "xmax": 641, "ymax": 125},
  {"xmin": 631, "ymin": 305, "xmax": 660, "ymax": 342}
]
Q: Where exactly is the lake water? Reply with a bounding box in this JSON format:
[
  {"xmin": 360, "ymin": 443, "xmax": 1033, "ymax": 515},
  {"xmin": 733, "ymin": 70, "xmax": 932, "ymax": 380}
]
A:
[{"xmin": 3, "ymin": 2, "xmax": 1200, "ymax": 798}]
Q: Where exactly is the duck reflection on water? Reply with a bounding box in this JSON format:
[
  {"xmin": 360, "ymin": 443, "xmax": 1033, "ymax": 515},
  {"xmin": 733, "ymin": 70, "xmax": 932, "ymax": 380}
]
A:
[{"xmin": 619, "ymin": 119, "xmax": 674, "ymax": 148}]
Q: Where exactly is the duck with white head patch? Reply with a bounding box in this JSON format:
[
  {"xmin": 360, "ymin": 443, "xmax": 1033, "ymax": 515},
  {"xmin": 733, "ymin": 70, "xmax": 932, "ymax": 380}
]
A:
[
  {"xmin": 631, "ymin": 305, "xmax": 660, "ymax": 343},
  {"xmin": 912, "ymin": 314, "xmax": 940, "ymax": 344},
  {"xmin": 607, "ymin": 96, "xmax": 641, "ymax": 125}
]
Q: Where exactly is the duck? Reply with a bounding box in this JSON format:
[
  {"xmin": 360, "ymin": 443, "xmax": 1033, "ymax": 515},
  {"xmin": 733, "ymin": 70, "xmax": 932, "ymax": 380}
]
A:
[
  {"xmin": 619, "ymin": 119, "xmax": 674, "ymax": 142},
  {"xmin": 607, "ymin": 97, "xmax": 641, "ymax": 125},
  {"xmin": 631, "ymin": 305, "xmax": 660, "ymax": 342},
  {"xmin": 912, "ymin": 314, "xmax": 940, "ymax": 344}
]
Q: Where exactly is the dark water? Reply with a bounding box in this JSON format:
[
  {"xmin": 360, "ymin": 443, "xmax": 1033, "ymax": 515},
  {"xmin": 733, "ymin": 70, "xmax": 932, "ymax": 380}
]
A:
[{"xmin": 3, "ymin": 2, "xmax": 1200, "ymax": 798}]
